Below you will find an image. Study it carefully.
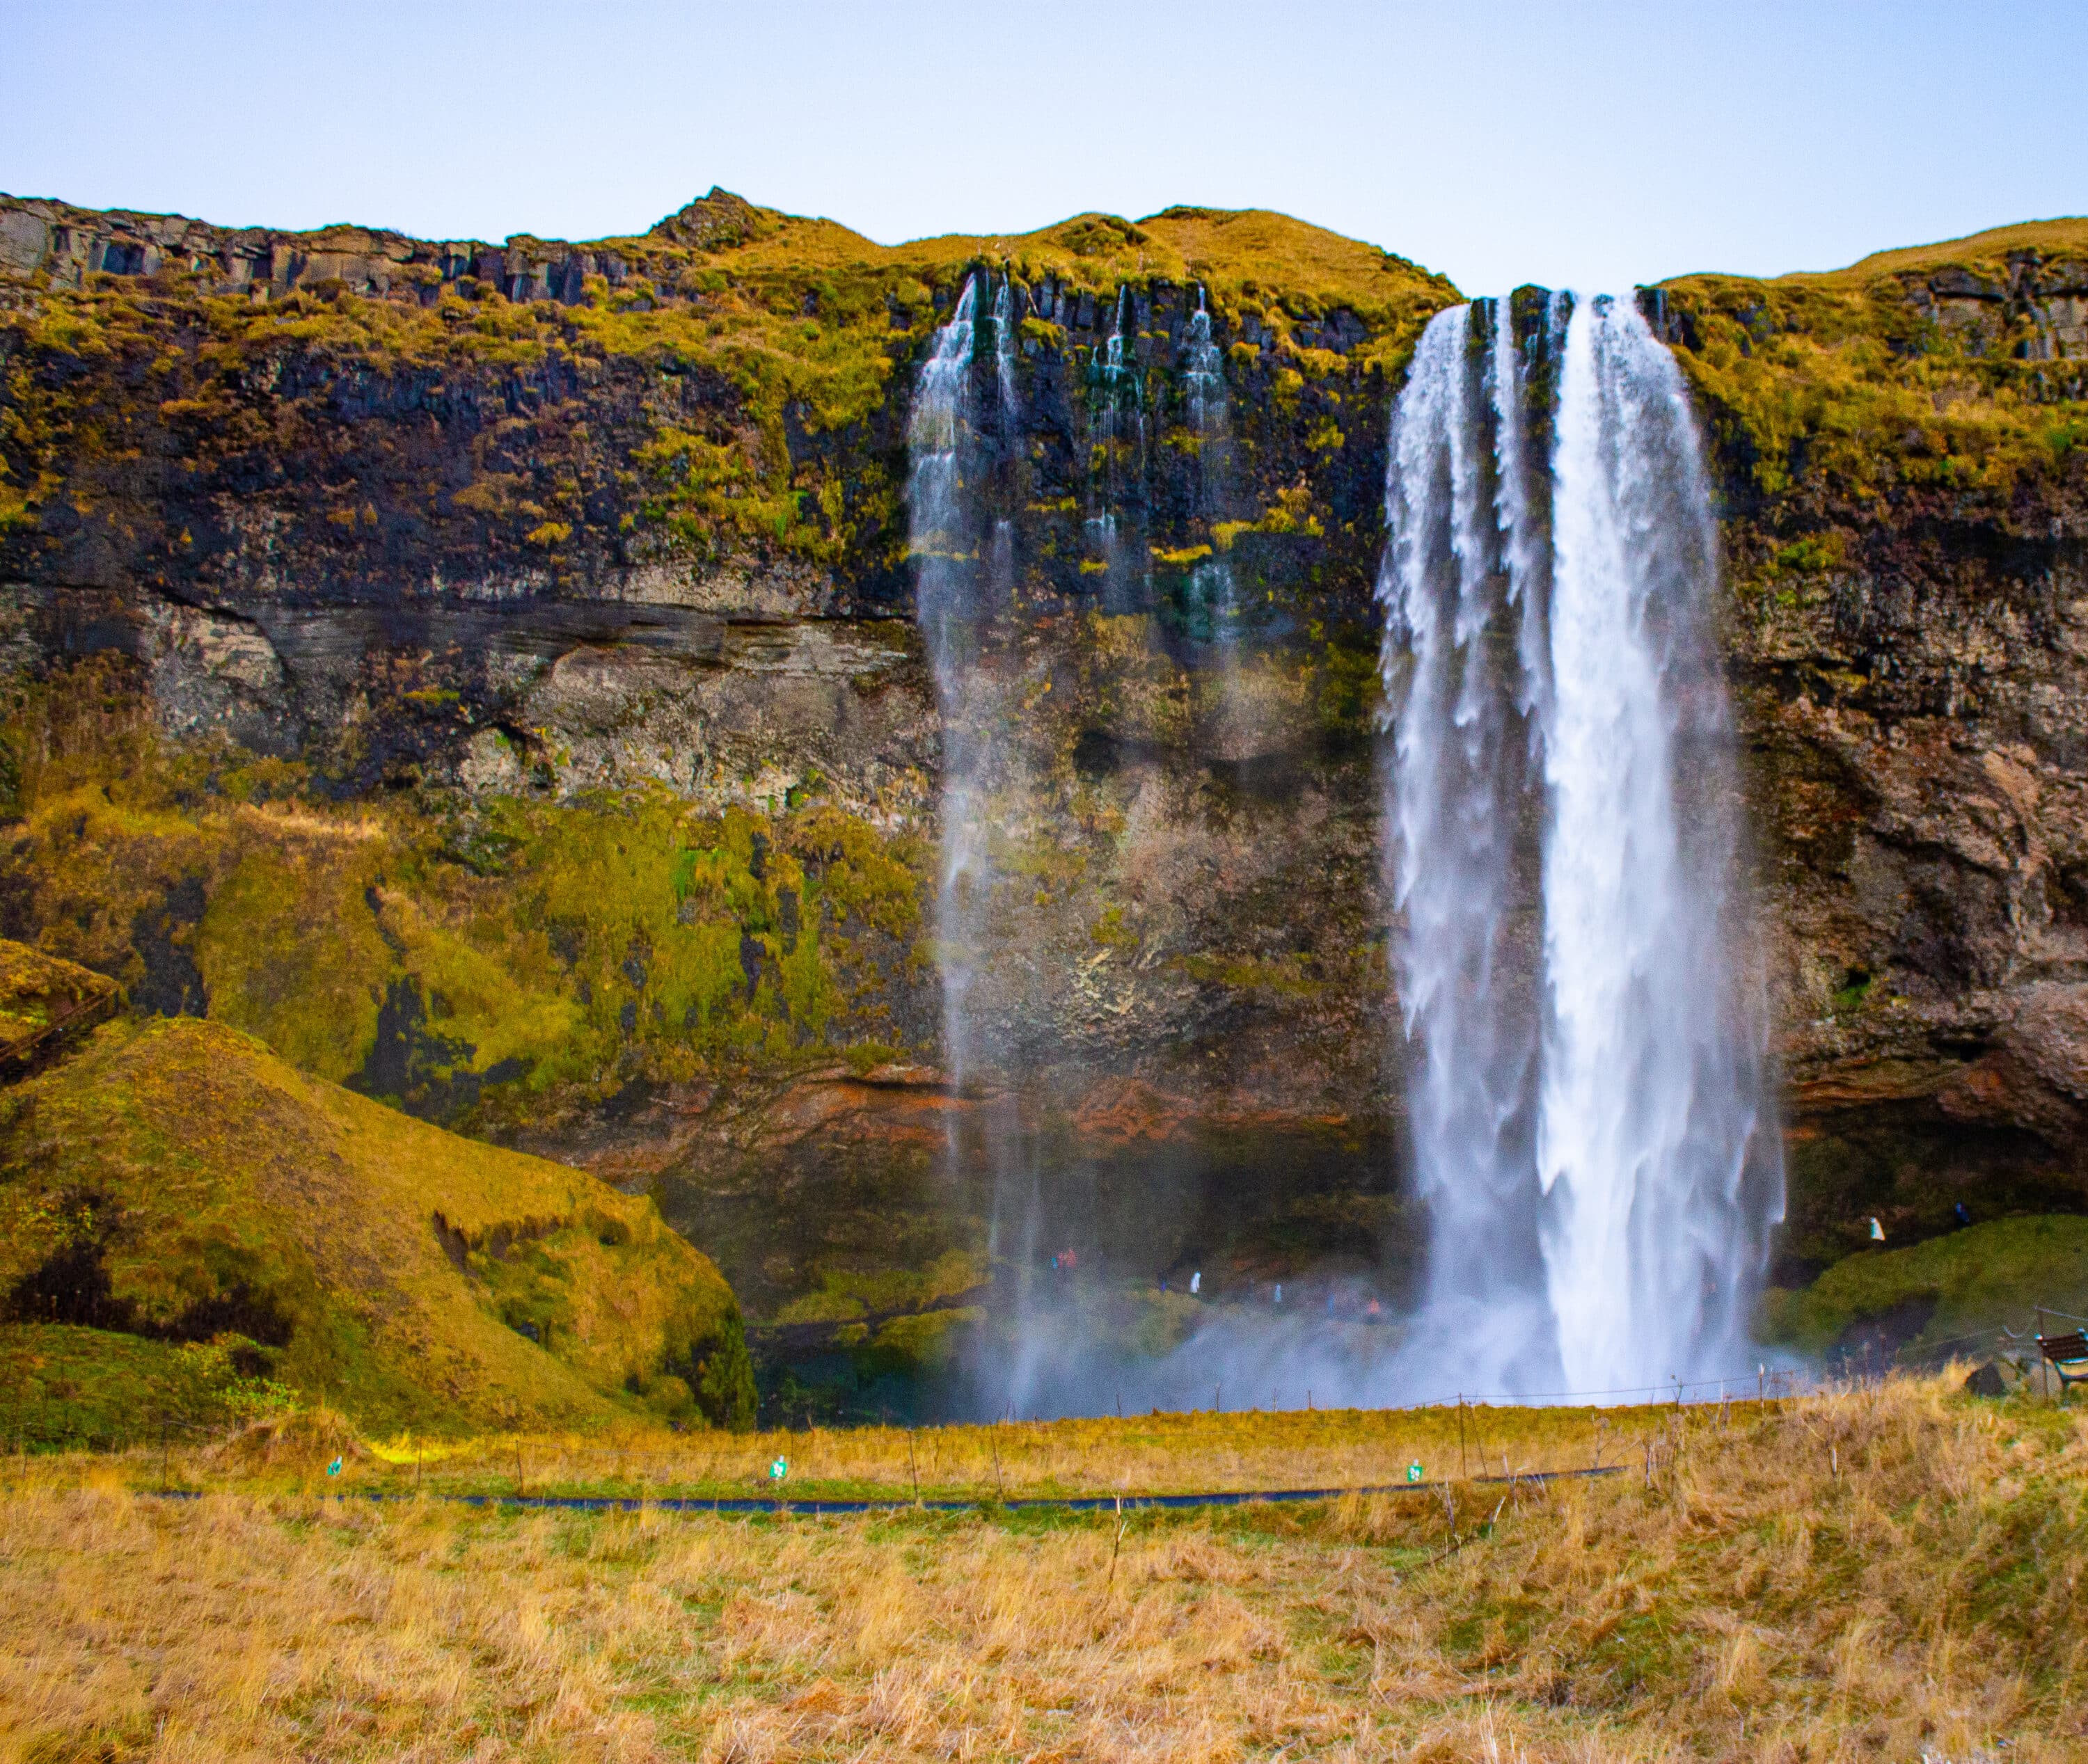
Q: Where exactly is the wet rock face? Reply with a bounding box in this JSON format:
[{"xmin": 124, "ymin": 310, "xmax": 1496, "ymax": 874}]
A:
[
  {"xmin": 3, "ymin": 192, "xmax": 2088, "ymax": 1305},
  {"xmin": 1734, "ymin": 491, "xmax": 2088, "ymax": 1241}
]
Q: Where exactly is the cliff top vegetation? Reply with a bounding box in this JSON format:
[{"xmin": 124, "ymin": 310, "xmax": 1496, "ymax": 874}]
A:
[
  {"xmin": 1787, "ymin": 215, "xmax": 2088, "ymax": 285},
  {"xmin": 0, "ymin": 187, "xmax": 1458, "ymax": 578},
  {"xmin": 1655, "ymin": 213, "xmax": 2088, "ymax": 579},
  {"xmin": 5, "ymin": 186, "xmax": 2082, "ymax": 592}
]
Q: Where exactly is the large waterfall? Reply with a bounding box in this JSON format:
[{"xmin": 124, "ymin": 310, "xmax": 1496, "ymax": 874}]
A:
[
  {"xmin": 895, "ymin": 270, "xmax": 1778, "ymax": 1421},
  {"xmin": 1379, "ymin": 291, "xmax": 1782, "ymax": 1398}
]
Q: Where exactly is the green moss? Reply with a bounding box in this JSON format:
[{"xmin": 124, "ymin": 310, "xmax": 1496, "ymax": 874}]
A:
[
  {"xmin": 0, "ymin": 663, "xmax": 929, "ymax": 1125},
  {"xmin": 1173, "ymin": 951, "xmax": 1327, "ymax": 999},
  {"xmin": 0, "ymin": 1012, "xmax": 740, "ymax": 1433},
  {"xmin": 1759, "ymin": 1216, "xmax": 2088, "ymax": 1356},
  {"xmin": 0, "ymin": 1324, "xmax": 294, "ymax": 1448},
  {"xmin": 196, "ymin": 843, "xmax": 391, "ymax": 1083}
]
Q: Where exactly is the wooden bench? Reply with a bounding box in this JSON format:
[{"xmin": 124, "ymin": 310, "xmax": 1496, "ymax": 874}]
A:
[{"xmin": 2039, "ymin": 1330, "xmax": 2088, "ymax": 1390}]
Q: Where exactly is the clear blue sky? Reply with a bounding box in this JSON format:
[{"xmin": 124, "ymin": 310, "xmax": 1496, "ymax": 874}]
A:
[{"xmin": 3, "ymin": 0, "xmax": 2082, "ymax": 296}]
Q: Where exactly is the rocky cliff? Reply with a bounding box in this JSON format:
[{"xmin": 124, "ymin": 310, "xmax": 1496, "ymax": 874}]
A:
[{"xmin": 2, "ymin": 189, "xmax": 2085, "ymax": 1362}]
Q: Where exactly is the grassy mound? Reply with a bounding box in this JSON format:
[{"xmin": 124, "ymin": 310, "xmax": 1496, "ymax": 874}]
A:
[
  {"xmin": 1762, "ymin": 1214, "xmax": 2088, "ymax": 1359},
  {"xmin": 0, "ymin": 1013, "xmax": 745, "ymax": 1437}
]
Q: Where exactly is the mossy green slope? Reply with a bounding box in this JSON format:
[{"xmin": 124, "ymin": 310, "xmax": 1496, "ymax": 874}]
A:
[
  {"xmin": 0, "ymin": 1012, "xmax": 742, "ymax": 1434},
  {"xmin": 0, "ymin": 941, "xmax": 119, "ymax": 1067},
  {"xmin": 0, "ymin": 1324, "xmax": 286, "ymax": 1449},
  {"xmin": 1761, "ymin": 1216, "xmax": 2088, "ymax": 1358}
]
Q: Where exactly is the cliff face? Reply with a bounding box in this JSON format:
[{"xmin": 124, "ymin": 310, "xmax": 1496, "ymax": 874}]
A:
[
  {"xmin": 1656, "ymin": 232, "xmax": 2088, "ymax": 1271},
  {"xmin": 2, "ymin": 191, "xmax": 2086, "ymax": 1324}
]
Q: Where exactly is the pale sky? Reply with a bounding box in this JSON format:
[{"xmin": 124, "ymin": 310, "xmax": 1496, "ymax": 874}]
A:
[{"xmin": 3, "ymin": 0, "xmax": 2082, "ymax": 297}]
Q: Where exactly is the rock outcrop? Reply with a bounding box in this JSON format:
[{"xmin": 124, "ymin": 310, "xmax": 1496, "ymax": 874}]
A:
[{"xmin": 1, "ymin": 190, "xmax": 2085, "ymax": 1317}]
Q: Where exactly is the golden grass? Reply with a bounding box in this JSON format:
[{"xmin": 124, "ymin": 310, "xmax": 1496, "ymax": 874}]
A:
[
  {"xmin": 1785, "ymin": 215, "xmax": 2088, "ymax": 284},
  {"xmin": 3, "ymin": 1374, "xmax": 2083, "ymax": 1761},
  {"xmin": 313, "ymin": 1396, "xmax": 1697, "ymax": 1504}
]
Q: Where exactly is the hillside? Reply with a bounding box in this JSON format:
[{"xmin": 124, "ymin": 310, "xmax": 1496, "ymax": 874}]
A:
[{"xmin": 0, "ymin": 1006, "xmax": 747, "ymax": 1438}]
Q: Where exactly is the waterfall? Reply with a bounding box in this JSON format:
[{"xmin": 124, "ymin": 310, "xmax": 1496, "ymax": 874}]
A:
[
  {"xmin": 992, "ymin": 276, "xmax": 1019, "ymax": 422},
  {"xmin": 1182, "ymin": 285, "xmax": 1250, "ymax": 750},
  {"xmin": 907, "ymin": 278, "xmax": 987, "ymax": 1095},
  {"xmin": 1183, "ymin": 286, "xmax": 1227, "ymax": 440},
  {"xmin": 1089, "ymin": 287, "xmax": 1146, "ymax": 611},
  {"xmin": 1379, "ymin": 292, "xmax": 1781, "ymax": 1397}
]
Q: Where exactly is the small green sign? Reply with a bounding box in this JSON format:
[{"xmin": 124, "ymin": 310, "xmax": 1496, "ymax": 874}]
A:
[
  {"xmin": 1407, "ymin": 1461, "xmax": 1423, "ymax": 1484},
  {"xmin": 326, "ymin": 1456, "xmax": 343, "ymax": 1477},
  {"xmin": 769, "ymin": 1457, "xmax": 789, "ymax": 1481}
]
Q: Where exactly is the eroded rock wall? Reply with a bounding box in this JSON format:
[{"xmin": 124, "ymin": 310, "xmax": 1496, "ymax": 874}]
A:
[{"xmin": 4, "ymin": 192, "xmax": 2088, "ymax": 1309}]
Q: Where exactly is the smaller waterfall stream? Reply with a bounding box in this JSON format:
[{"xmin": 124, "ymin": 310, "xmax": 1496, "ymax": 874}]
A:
[
  {"xmin": 1089, "ymin": 285, "xmax": 1146, "ymax": 610},
  {"xmin": 907, "ymin": 278, "xmax": 988, "ymax": 1102},
  {"xmin": 992, "ymin": 276, "xmax": 1019, "ymax": 422},
  {"xmin": 1183, "ymin": 289, "xmax": 1240, "ymax": 647},
  {"xmin": 1180, "ymin": 286, "xmax": 1251, "ymax": 754}
]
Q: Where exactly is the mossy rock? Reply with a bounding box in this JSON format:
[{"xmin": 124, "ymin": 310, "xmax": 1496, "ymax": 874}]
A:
[
  {"xmin": 1758, "ymin": 1215, "xmax": 2088, "ymax": 1360},
  {"xmin": 0, "ymin": 941, "xmax": 119, "ymax": 1070},
  {"xmin": 0, "ymin": 661, "xmax": 929, "ymax": 1129},
  {"xmin": 0, "ymin": 1014, "xmax": 743, "ymax": 1433}
]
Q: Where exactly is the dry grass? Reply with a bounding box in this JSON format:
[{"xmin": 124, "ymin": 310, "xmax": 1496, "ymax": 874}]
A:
[
  {"xmin": 266, "ymin": 1395, "xmax": 1703, "ymax": 1505},
  {"xmin": 2, "ymin": 1374, "xmax": 2082, "ymax": 1762}
]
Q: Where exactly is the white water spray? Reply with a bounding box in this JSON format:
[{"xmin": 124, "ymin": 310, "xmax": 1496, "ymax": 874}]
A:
[{"xmin": 1379, "ymin": 292, "xmax": 1780, "ymax": 1397}]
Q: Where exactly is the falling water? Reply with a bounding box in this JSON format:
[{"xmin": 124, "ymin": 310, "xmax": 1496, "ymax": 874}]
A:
[
  {"xmin": 991, "ymin": 276, "xmax": 1019, "ymax": 421},
  {"xmin": 1183, "ymin": 287, "xmax": 1227, "ymax": 440},
  {"xmin": 1180, "ymin": 286, "xmax": 1252, "ymax": 754},
  {"xmin": 907, "ymin": 278, "xmax": 988, "ymax": 1095},
  {"xmin": 1379, "ymin": 292, "xmax": 1781, "ymax": 1397},
  {"xmin": 908, "ymin": 272, "xmax": 1054, "ymax": 1420},
  {"xmin": 1089, "ymin": 287, "xmax": 1147, "ymax": 611}
]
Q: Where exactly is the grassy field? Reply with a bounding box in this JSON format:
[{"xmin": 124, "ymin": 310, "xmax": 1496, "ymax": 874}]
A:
[
  {"xmin": 106, "ymin": 1392, "xmax": 1703, "ymax": 1507},
  {"xmin": 2, "ymin": 1373, "xmax": 2083, "ymax": 1762}
]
